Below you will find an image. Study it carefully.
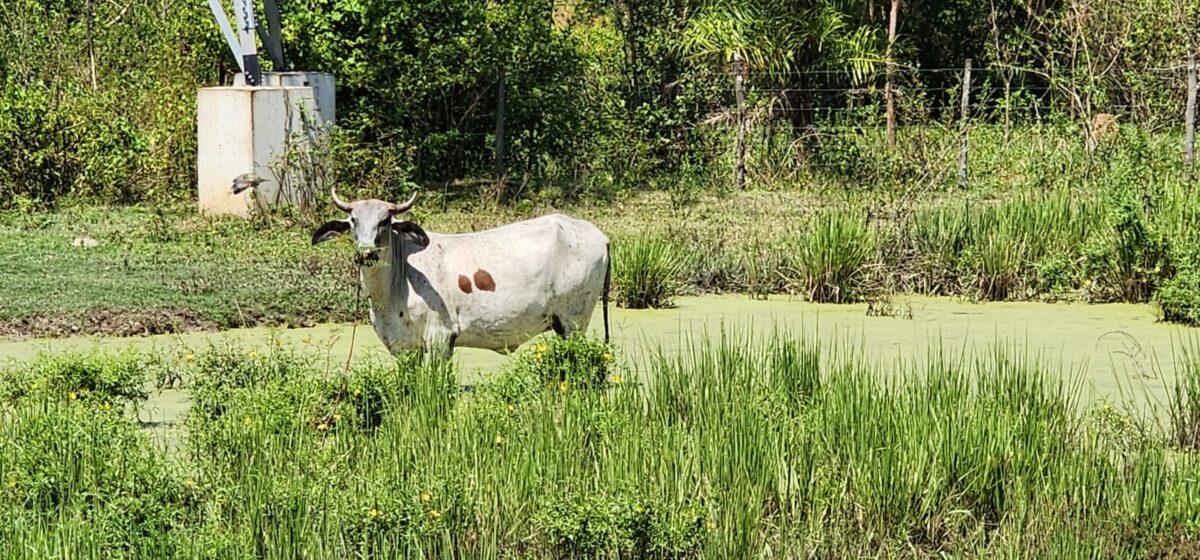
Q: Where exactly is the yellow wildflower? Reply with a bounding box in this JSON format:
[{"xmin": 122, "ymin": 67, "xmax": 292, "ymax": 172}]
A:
[
  {"xmin": 317, "ymin": 422, "xmax": 329, "ymax": 432},
  {"xmin": 242, "ymin": 416, "xmax": 252, "ymax": 427},
  {"xmin": 420, "ymin": 492, "xmax": 432, "ymax": 503},
  {"xmin": 6, "ymin": 479, "xmax": 14, "ymax": 489},
  {"xmin": 603, "ymin": 352, "xmax": 613, "ymax": 362},
  {"xmin": 429, "ymin": 509, "xmax": 442, "ymax": 519},
  {"xmin": 28, "ymin": 383, "xmax": 37, "ymax": 391},
  {"xmin": 611, "ymin": 374, "xmax": 623, "ymax": 386},
  {"xmin": 302, "ymin": 336, "xmax": 312, "ymax": 345},
  {"xmin": 706, "ymin": 520, "xmax": 717, "ymax": 531},
  {"xmin": 185, "ymin": 478, "xmax": 196, "ymax": 488},
  {"xmin": 248, "ymin": 350, "xmax": 259, "ymax": 359},
  {"xmin": 368, "ymin": 507, "xmax": 381, "ymax": 519},
  {"xmin": 506, "ymin": 404, "xmax": 515, "ymax": 413},
  {"xmin": 68, "ymin": 391, "xmax": 77, "ymax": 401},
  {"xmin": 494, "ymin": 434, "xmax": 505, "ymax": 446},
  {"xmin": 558, "ymin": 380, "xmax": 569, "ymax": 392},
  {"xmin": 183, "ymin": 352, "xmax": 196, "ymax": 362},
  {"xmin": 101, "ymin": 402, "xmax": 112, "ymax": 411},
  {"xmin": 353, "ymin": 388, "xmax": 362, "ymax": 397}
]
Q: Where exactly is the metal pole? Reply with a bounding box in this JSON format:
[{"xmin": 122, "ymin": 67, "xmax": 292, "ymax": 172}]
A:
[
  {"xmin": 261, "ymin": 0, "xmax": 286, "ymax": 70},
  {"xmin": 234, "ymin": 0, "xmax": 262, "ymax": 86},
  {"xmin": 206, "ymin": 0, "xmax": 244, "ymax": 73}
]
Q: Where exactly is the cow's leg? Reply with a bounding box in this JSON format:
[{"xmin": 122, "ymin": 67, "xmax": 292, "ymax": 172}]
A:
[
  {"xmin": 551, "ymin": 292, "xmax": 598, "ymax": 341},
  {"xmin": 422, "ymin": 330, "xmax": 457, "ymax": 361},
  {"xmin": 549, "ymin": 315, "xmax": 567, "ymax": 338}
]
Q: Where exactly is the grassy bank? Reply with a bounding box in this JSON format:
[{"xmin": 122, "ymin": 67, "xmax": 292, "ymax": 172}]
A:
[
  {"xmin": 1, "ymin": 124, "xmax": 1197, "ymax": 338},
  {"xmin": 2, "ymin": 333, "xmax": 1200, "ymax": 557}
]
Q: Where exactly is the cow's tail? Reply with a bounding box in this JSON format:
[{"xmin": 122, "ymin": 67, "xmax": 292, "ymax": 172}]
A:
[{"xmin": 602, "ymin": 241, "xmax": 612, "ymax": 345}]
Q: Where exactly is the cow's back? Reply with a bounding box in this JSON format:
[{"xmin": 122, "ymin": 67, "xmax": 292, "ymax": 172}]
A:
[{"xmin": 413, "ymin": 213, "xmax": 608, "ymax": 351}]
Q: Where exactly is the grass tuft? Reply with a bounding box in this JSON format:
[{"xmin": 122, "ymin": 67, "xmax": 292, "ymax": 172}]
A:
[
  {"xmin": 788, "ymin": 210, "xmax": 875, "ymax": 303},
  {"xmin": 613, "ymin": 236, "xmax": 684, "ymax": 309}
]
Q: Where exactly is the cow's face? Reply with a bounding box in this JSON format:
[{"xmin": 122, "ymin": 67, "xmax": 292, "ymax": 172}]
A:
[{"xmin": 311, "ymin": 189, "xmax": 425, "ymax": 263}]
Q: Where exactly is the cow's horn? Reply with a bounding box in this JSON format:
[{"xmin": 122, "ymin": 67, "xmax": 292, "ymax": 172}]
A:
[
  {"xmin": 330, "ymin": 187, "xmax": 355, "ymax": 212},
  {"xmin": 388, "ymin": 192, "xmax": 418, "ymax": 215}
]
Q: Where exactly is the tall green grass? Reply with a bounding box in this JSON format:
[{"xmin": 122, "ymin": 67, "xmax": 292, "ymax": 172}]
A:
[
  {"xmin": 786, "ymin": 210, "xmax": 876, "ymax": 303},
  {"xmin": 3, "ymin": 335, "xmax": 1200, "ymax": 557},
  {"xmin": 613, "ymin": 236, "xmax": 684, "ymax": 309}
]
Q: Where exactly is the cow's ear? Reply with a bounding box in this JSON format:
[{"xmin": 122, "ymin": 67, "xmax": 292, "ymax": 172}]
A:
[
  {"xmin": 392, "ymin": 221, "xmax": 430, "ymax": 248},
  {"xmin": 312, "ymin": 220, "xmax": 350, "ymax": 245}
]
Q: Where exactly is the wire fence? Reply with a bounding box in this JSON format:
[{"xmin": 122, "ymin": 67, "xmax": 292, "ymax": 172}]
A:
[{"xmin": 651, "ymin": 60, "xmax": 1200, "ymax": 188}]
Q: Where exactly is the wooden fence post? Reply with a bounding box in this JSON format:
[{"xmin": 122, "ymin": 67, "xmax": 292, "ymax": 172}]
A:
[
  {"xmin": 1186, "ymin": 53, "xmax": 1196, "ymax": 168},
  {"xmin": 959, "ymin": 59, "xmax": 972, "ymax": 190},
  {"xmin": 85, "ymin": 0, "xmax": 97, "ymax": 90},
  {"xmin": 885, "ymin": 0, "xmax": 899, "ymax": 150},
  {"xmin": 494, "ymin": 67, "xmax": 507, "ymax": 183},
  {"xmin": 733, "ymin": 51, "xmax": 747, "ymax": 190}
]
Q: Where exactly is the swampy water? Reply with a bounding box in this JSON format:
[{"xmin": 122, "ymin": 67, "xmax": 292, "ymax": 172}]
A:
[{"xmin": 1, "ymin": 295, "xmax": 1195, "ymax": 437}]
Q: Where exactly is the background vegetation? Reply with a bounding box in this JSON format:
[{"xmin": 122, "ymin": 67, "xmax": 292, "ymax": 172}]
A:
[
  {"xmin": 1, "ymin": 0, "xmax": 1199, "ymax": 331},
  {"xmin": 2, "ymin": 0, "xmax": 1197, "ymax": 205}
]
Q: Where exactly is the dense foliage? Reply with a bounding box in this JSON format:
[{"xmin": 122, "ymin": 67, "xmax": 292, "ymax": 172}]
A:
[{"xmin": 1, "ymin": 0, "xmax": 1197, "ymax": 206}]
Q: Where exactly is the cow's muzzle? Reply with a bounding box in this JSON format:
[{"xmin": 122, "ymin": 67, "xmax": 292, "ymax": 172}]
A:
[{"xmin": 355, "ymin": 249, "xmax": 381, "ymax": 266}]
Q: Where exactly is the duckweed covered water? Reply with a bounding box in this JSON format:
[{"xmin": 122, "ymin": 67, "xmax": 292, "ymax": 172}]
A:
[{"xmin": 0, "ymin": 295, "xmax": 1193, "ymax": 430}]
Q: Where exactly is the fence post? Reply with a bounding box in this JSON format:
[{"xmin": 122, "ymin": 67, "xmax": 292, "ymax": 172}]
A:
[
  {"xmin": 733, "ymin": 51, "xmax": 747, "ymax": 190},
  {"xmin": 85, "ymin": 0, "xmax": 97, "ymax": 90},
  {"xmin": 959, "ymin": 59, "xmax": 972, "ymax": 190},
  {"xmin": 1186, "ymin": 53, "xmax": 1196, "ymax": 168},
  {"xmin": 494, "ymin": 67, "xmax": 506, "ymax": 183},
  {"xmin": 885, "ymin": 0, "xmax": 899, "ymax": 150},
  {"xmin": 1002, "ymin": 67, "xmax": 1011, "ymax": 142}
]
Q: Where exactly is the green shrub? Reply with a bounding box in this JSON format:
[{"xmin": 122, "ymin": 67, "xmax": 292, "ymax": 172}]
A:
[
  {"xmin": 1083, "ymin": 195, "xmax": 1170, "ymax": 303},
  {"xmin": 788, "ymin": 210, "xmax": 876, "ymax": 303},
  {"xmin": 614, "ymin": 236, "xmax": 685, "ymax": 309},
  {"xmin": 0, "ymin": 402, "xmax": 195, "ymax": 556},
  {"xmin": 185, "ymin": 340, "xmax": 318, "ymax": 422},
  {"xmin": 185, "ymin": 341, "xmax": 459, "ymax": 461},
  {"xmin": 510, "ymin": 333, "xmax": 619, "ymax": 391},
  {"xmin": 1155, "ymin": 241, "xmax": 1200, "ymax": 326},
  {"xmin": 535, "ymin": 490, "xmax": 706, "ymax": 557},
  {"xmin": 1, "ymin": 350, "xmax": 156, "ymax": 406}
]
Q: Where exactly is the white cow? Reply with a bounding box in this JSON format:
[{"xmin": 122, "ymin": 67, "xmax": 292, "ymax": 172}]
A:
[{"xmin": 312, "ymin": 189, "xmax": 611, "ymax": 357}]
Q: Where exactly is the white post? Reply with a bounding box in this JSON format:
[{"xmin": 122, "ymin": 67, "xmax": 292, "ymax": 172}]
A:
[{"xmin": 959, "ymin": 59, "xmax": 972, "ymax": 190}]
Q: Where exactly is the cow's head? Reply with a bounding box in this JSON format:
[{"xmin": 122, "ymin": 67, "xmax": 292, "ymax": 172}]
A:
[{"xmin": 311, "ymin": 188, "xmax": 429, "ymax": 263}]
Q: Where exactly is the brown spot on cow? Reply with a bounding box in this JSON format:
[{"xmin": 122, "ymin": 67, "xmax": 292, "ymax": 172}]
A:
[
  {"xmin": 457, "ymin": 275, "xmax": 473, "ymax": 294},
  {"xmin": 473, "ymin": 269, "xmax": 496, "ymax": 292}
]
